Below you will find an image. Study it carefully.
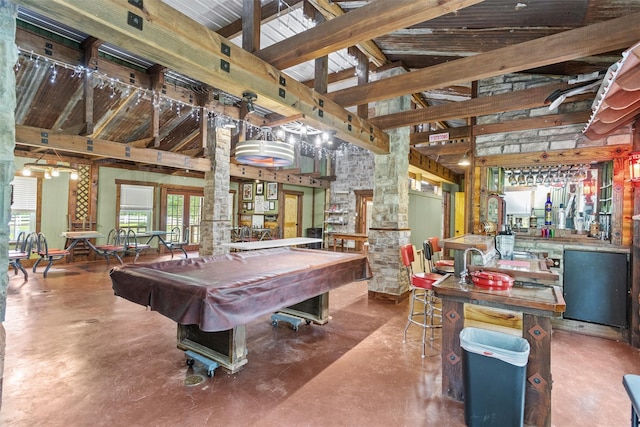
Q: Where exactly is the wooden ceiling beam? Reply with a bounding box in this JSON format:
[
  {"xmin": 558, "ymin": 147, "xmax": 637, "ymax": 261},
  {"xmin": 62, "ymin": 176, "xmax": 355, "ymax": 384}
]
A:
[
  {"xmin": 371, "ymin": 82, "xmax": 570, "ymax": 129},
  {"xmin": 305, "ymin": 0, "xmax": 388, "ymax": 67},
  {"xmin": 410, "ymin": 110, "xmax": 593, "ymax": 145},
  {"xmin": 476, "ymin": 145, "xmax": 632, "ymax": 168},
  {"xmin": 408, "ymin": 148, "xmax": 458, "ymax": 184},
  {"xmin": 229, "ymin": 163, "xmax": 330, "ymax": 188},
  {"xmin": 16, "ymin": 124, "xmax": 211, "ymax": 171},
  {"xmin": 328, "ymin": 12, "xmax": 640, "ymax": 107},
  {"xmin": 14, "ymin": 0, "xmax": 388, "ymax": 154},
  {"xmin": 216, "ymin": 0, "xmax": 304, "ymax": 40},
  {"xmin": 258, "ymin": 0, "xmax": 484, "ymax": 69}
]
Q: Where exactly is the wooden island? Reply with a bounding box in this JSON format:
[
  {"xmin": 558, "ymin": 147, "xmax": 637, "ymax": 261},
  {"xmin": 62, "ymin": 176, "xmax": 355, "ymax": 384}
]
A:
[{"xmin": 433, "ymin": 274, "xmax": 565, "ymax": 427}]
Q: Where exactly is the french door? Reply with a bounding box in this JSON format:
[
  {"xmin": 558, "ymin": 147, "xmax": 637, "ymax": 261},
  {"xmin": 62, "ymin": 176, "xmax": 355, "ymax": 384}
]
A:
[{"xmin": 161, "ymin": 186, "xmax": 203, "ymax": 251}]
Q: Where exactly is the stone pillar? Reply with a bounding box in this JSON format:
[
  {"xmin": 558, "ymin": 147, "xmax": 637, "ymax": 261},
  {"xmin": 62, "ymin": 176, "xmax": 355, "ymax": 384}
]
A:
[
  {"xmin": 0, "ymin": 1, "xmax": 17, "ymax": 409},
  {"xmin": 368, "ymin": 67, "xmax": 411, "ymax": 302},
  {"xmin": 199, "ymin": 126, "xmax": 231, "ymax": 256}
]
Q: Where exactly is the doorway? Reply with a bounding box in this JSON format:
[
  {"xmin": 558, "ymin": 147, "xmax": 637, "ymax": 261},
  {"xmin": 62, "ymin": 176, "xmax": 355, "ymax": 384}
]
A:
[
  {"xmin": 355, "ymin": 189, "xmax": 373, "ymax": 252},
  {"xmin": 161, "ymin": 186, "xmax": 203, "ymax": 251},
  {"xmin": 283, "ymin": 190, "xmax": 303, "ymax": 238}
]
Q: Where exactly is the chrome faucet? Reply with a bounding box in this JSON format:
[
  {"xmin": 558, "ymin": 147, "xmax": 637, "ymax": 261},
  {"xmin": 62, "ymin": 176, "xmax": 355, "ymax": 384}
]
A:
[{"xmin": 460, "ymin": 247, "xmax": 484, "ymax": 284}]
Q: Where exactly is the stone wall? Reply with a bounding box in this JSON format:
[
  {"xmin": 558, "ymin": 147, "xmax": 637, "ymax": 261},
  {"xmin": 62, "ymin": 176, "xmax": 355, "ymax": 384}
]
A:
[
  {"xmin": 331, "ymin": 147, "xmax": 374, "ymax": 234},
  {"xmin": 0, "ymin": 1, "xmax": 18, "ymax": 410},
  {"xmin": 475, "ymin": 74, "xmax": 631, "ymax": 156},
  {"xmin": 200, "ymin": 127, "xmax": 231, "ymax": 256}
]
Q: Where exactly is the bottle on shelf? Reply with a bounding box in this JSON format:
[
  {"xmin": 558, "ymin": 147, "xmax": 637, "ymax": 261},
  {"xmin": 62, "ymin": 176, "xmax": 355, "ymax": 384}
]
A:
[
  {"xmin": 557, "ymin": 204, "xmax": 566, "ymax": 230},
  {"xmin": 529, "ymin": 208, "xmax": 537, "ymax": 229},
  {"xmin": 544, "ymin": 192, "xmax": 553, "ymax": 225}
]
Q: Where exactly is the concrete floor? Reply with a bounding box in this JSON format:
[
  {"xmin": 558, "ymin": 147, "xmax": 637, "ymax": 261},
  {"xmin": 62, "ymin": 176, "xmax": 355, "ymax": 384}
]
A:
[{"xmin": 1, "ymin": 251, "xmax": 639, "ymax": 426}]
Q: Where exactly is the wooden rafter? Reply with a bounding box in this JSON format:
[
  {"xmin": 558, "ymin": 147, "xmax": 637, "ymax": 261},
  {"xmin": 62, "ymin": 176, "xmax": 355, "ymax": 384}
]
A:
[
  {"xmin": 328, "ymin": 12, "xmax": 640, "ymax": 107},
  {"xmin": 371, "ymin": 82, "xmax": 570, "ymax": 129},
  {"xmin": 14, "ymin": 0, "xmax": 389, "ymax": 154},
  {"xmin": 258, "ymin": 0, "xmax": 484, "ymax": 69}
]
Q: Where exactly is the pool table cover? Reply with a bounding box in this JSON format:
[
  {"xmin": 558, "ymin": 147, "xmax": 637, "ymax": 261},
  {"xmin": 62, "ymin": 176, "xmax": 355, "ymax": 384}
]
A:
[{"xmin": 110, "ymin": 247, "xmax": 371, "ymax": 332}]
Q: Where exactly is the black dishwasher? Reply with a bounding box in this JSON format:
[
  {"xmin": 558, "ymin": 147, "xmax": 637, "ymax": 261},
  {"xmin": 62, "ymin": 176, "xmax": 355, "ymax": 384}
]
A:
[{"xmin": 563, "ymin": 250, "xmax": 629, "ymax": 327}]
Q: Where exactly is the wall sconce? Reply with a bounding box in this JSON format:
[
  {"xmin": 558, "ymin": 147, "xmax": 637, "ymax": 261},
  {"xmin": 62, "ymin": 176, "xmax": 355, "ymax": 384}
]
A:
[
  {"xmin": 629, "ymin": 151, "xmax": 640, "ymax": 183},
  {"xmin": 457, "ymin": 150, "xmax": 471, "ymax": 166}
]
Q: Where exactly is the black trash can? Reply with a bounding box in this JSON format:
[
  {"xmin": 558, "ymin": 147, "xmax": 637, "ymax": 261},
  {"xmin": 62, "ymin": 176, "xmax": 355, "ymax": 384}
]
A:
[
  {"xmin": 306, "ymin": 227, "xmax": 323, "ymax": 249},
  {"xmin": 460, "ymin": 327, "xmax": 530, "ymax": 427}
]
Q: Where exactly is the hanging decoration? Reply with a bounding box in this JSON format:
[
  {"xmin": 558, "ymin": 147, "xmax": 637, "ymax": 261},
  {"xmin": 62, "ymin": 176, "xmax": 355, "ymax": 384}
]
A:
[
  {"xmin": 16, "ymin": 47, "xmax": 363, "ymax": 165},
  {"xmin": 21, "ymin": 150, "xmax": 78, "ymax": 180}
]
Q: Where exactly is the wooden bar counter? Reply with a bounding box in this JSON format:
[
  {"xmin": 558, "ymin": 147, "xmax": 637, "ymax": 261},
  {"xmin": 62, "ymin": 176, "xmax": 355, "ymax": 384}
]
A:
[{"xmin": 433, "ymin": 275, "xmax": 566, "ymax": 427}]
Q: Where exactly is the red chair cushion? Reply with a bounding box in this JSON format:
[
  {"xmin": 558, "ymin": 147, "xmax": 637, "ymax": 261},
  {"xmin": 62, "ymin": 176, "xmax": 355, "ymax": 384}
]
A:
[
  {"xmin": 411, "ymin": 272, "xmax": 443, "ymax": 289},
  {"xmin": 436, "ymin": 260, "xmax": 454, "ymax": 267}
]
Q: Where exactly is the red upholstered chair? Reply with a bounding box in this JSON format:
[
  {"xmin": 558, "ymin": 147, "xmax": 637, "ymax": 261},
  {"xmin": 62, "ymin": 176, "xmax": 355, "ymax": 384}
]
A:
[
  {"xmin": 94, "ymin": 229, "xmax": 126, "ymax": 266},
  {"xmin": 32, "ymin": 232, "xmax": 70, "ymax": 278},
  {"xmin": 166, "ymin": 226, "xmax": 189, "ymax": 259},
  {"xmin": 124, "ymin": 229, "xmax": 151, "ymax": 263},
  {"xmin": 424, "ymin": 240, "xmax": 455, "ymax": 275},
  {"xmin": 427, "ymin": 236, "xmax": 455, "ymax": 269},
  {"xmin": 400, "ymin": 243, "xmax": 444, "ymax": 358},
  {"xmin": 9, "ymin": 231, "xmax": 34, "ymax": 280}
]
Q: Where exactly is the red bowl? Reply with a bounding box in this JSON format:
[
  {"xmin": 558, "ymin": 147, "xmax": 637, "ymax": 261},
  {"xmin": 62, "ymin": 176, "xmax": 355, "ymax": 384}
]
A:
[{"xmin": 470, "ymin": 271, "xmax": 514, "ymax": 290}]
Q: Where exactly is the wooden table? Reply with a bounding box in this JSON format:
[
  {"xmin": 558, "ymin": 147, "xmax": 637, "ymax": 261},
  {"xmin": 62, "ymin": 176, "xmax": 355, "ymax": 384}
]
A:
[
  {"xmin": 433, "ymin": 275, "xmax": 565, "ymax": 427},
  {"xmin": 330, "ymin": 232, "xmax": 368, "ymax": 253}
]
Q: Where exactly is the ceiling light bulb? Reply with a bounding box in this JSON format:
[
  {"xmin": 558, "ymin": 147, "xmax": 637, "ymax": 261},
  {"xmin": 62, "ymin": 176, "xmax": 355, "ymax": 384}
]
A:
[
  {"xmin": 51, "ymin": 167, "xmax": 60, "ymax": 177},
  {"xmin": 22, "ymin": 166, "xmax": 31, "ymax": 177},
  {"xmin": 44, "ymin": 170, "xmax": 52, "ymax": 179},
  {"xmin": 223, "ymin": 118, "xmax": 236, "ymax": 129},
  {"xmin": 70, "ymin": 170, "xmax": 79, "ymax": 180},
  {"xmin": 458, "ymin": 151, "xmax": 471, "ymax": 167}
]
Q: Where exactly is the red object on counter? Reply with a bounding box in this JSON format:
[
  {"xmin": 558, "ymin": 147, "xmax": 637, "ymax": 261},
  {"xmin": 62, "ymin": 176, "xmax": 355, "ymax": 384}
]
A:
[{"xmin": 470, "ymin": 270, "xmax": 515, "ymax": 290}]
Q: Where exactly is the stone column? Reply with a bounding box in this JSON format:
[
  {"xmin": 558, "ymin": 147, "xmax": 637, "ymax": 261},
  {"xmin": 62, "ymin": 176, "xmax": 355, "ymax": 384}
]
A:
[
  {"xmin": 0, "ymin": 1, "xmax": 17, "ymax": 409},
  {"xmin": 368, "ymin": 67, "xmax": 411, "ymax": 303},
  {"xmin": 199, "ymin": 126, "xmax": 231, "ymax": 256}
]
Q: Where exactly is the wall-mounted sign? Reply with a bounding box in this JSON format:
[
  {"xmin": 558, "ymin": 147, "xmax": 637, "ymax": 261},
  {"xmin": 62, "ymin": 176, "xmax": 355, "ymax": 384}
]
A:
[{"xmin": 428, "ymin": 132, "xmax": 450, "ymax": 143}]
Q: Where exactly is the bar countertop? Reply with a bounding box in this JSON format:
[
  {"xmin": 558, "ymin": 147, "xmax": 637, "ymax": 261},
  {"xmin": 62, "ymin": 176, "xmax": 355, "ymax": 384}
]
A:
[{"xmin": 433, "ymin": 275, "xmax": 566, "ymax": 317}]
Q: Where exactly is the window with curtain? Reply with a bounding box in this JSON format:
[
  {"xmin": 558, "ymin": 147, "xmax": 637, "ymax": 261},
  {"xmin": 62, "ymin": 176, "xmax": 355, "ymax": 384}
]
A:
[
  {"xmin": 10, "ymin": 176, "xmax": 37, "ymax": 240},
  {"xmin": 119, "ymin": 184, "xmax": 154, "ymax": 233}
]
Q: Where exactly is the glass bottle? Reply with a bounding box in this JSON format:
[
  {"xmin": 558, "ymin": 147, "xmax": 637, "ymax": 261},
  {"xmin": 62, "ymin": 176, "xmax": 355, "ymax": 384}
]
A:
[
  {"xmin": 529, "ymin": 208, "xmax": 537, "ymax": 229},
  {"xmin": 557, "ymin": 203, "xmax": 566, "ymax": 230},
  {"xmin": 544, "ymin": 193, "xmax": 553, "ymax": 225}
]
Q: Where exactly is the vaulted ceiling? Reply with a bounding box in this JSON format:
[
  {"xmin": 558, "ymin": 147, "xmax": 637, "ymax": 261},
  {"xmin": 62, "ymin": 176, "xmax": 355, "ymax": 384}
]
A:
[{"xmin": 12, "ymin": 0, "xmax": 640, "ymax": 183}]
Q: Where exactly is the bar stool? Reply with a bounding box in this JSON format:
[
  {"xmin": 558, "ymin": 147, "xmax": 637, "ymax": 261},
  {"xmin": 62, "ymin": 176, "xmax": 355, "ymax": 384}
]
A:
[
  {"xmin": 428, "ymin": 237, "xmax": 455, "ymax": 269},
  {"xmin": 400, "ymin": 243, "xmax": 444, "ymax": 358},
  {"xmin": 424, "ymin": 240, "xmax": 455, "ymax": 275}
]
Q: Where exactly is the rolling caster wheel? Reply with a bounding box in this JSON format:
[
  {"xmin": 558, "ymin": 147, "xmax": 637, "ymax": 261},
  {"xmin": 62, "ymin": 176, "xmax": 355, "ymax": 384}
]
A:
[
  {"xmin": 292, "ymin": 325, "xmax": 298, "ymax": 332},
  {"xmin": 305, "ymin": 320, "xmax": 312, "ymax": 325},
  {"xmin": 272, "ymin": 320, "xmax": 278, "ymax": 327},
  {"xmin": 207, "ymin": 370, "xmax": 214, "ymax": 378},
  {"xmin": 186, "ymin": 358, "xmax": 195, "ymax": 367}
]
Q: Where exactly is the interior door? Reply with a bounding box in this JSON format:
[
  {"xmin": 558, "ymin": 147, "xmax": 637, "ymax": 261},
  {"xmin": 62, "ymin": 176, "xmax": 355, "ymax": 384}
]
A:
[{"xmin": 284, "ymin": 192, "xmax": 302, "ymax": 238}]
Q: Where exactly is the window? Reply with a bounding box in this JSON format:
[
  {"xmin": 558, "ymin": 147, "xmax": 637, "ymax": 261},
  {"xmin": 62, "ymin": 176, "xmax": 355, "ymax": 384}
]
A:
[
  {"xmin": 119, "ymin": 184, "xmax": 154, "ymax": 232},
  {"xmin": 10, "ymin": 176, "xmax": 37, "ymax": 240}
]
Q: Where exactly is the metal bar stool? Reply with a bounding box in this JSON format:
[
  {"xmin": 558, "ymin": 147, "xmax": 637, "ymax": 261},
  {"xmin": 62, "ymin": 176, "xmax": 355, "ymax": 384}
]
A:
[{"xmin": 400, "ymin": 243, "xmax": 444, "ymax": 358}]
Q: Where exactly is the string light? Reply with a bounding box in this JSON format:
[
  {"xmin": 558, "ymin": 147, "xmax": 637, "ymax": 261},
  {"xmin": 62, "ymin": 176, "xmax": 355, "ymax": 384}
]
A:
[{"xmin": 16, "ymin": 47, "xmax": 359, "ymax": 163}]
